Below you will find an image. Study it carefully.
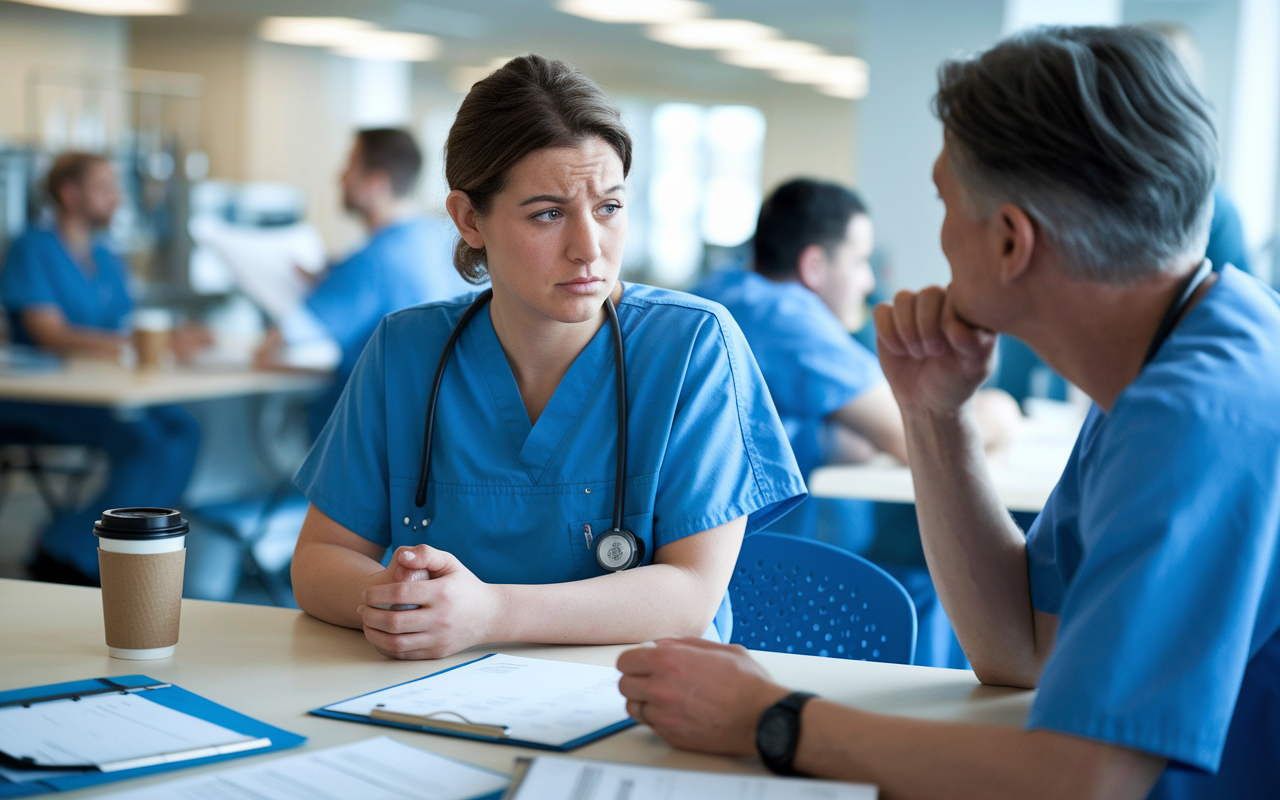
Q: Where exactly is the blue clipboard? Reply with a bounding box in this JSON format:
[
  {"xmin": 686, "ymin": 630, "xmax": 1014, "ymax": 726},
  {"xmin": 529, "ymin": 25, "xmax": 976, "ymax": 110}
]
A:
[
  {"xmin": 0, "ymin": 675, "xmax": 306, "ymax": 797},
  {"xmin": 309, "ymin": 653, "xmax": 636, "ymax": 752}
]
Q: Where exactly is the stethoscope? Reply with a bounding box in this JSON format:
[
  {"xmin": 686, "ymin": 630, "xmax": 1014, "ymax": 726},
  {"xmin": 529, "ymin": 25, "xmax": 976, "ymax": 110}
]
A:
[
  {"xmin": 1142, "ymin": 258, "xmax": 1213, "ymax": 367},
  {"xmin": 411, "ymin": 288, "xmax": 643, "ymax": 573}
]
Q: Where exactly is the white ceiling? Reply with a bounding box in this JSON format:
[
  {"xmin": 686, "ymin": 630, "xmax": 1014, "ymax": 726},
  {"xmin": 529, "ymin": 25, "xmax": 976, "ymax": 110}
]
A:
[{"xmin": 153, "ymin": 0, "xmax": 865, "ymax": 101}]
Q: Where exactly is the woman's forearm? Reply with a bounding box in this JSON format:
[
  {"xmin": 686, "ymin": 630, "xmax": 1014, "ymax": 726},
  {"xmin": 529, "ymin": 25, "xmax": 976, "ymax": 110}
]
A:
[
  {"xmin": 489, "ymin": 561, "xmax": 721, "ymax": 645},
  {"xmin": 291, "ymin": 540, "xmax": 386, "ymax": 629}
]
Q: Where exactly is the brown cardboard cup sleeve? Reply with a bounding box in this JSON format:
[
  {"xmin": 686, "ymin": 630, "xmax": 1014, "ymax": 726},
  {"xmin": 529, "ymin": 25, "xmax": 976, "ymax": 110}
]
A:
[{"xmin": 99, "ymin": 549, "xmax": 185, "ymax": 651}]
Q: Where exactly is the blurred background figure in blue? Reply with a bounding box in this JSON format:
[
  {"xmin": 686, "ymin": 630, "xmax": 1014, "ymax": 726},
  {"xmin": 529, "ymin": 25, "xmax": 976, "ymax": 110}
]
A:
[
  {"xmin": 0, "ymin": 152, "xmax": 203, "ymax": 586},
  {"xmin": 255, "ymin": 128, "xmax": 470, "ymax": 436}
]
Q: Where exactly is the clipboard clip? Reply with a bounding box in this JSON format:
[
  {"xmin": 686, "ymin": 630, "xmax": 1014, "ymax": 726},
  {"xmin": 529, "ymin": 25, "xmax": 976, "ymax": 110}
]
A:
[{"xmin": 369, "ymin": 706, "xmax": 510, "ymax": 739}]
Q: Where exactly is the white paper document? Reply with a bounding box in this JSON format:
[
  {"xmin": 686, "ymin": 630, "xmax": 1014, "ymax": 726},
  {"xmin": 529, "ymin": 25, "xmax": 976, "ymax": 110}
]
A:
[
  {"xmin": 325, "ymin": 654, "xmax": 630, "ymax": 746},
  {"xmin": 0, "ymin": 692, "xmax": 267, "ymax": 771},
  {"xmin": 95, "ymin": 736, "xmax": 509, "ymax": 800},
  {"xmin": 509, "ymin": 756, "xmax": 878, "ymax": 800}
]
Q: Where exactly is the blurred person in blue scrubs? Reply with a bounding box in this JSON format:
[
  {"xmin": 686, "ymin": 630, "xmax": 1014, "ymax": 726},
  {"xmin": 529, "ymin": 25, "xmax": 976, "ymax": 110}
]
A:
[
  {"xmin": 290, "ymin": 55, "xmax": 805, "ymax": 660},
  {"xmin": 693, "ymin": 180, "xmax": 1018, "ymax": 669},
  {"xmin": 0, "ymin": 152, "xmax": 202, "ymax": 585},
  {"xmin": 258, "ymin": 129, "xmax": 465, "ymax": 436},
  {"xmin": 618, "ymin": 27, "xmax": 1280, "ymax": 799}
]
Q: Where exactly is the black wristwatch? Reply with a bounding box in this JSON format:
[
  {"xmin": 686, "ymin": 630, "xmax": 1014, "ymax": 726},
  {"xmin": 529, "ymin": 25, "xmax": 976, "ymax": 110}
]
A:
[{"xmin": 755, "ymin": 691, "xmax": 816, "ymax": 776}]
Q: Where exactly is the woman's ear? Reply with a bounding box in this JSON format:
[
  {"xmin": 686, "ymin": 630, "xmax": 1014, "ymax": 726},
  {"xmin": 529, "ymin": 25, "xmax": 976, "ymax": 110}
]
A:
[{"xmin": 446, "ymin": 190, "xmax": 485, "ymax": 249}]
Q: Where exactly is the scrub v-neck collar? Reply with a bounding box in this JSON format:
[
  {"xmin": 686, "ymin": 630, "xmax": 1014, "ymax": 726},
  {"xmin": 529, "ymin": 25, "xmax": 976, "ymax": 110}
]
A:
[{"xmin": 467, "ymin": 302, "xmax": 616, "ymax": 485}]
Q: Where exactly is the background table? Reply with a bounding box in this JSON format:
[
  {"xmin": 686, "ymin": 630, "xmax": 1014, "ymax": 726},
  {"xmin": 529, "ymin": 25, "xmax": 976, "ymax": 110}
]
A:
[
  {"xmin": 809, "ymin": 399, "xmax": 1087, "ymax": 513},
  {"xmin": 0, "ymin": 578, "xmax": 1034, "ymax": 796},
  {"xmin": 0, "ymin": 359, "xmax": 325, "ymax": 410}
]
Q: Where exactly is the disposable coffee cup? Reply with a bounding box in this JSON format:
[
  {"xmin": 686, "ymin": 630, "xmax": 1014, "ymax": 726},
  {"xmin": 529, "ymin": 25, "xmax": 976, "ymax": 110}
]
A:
[
  {"xmin": 132, "ymin": 309, "xmax": 174, "ymax": 371},
  {"xmin": 95, "ymin": 508, "xmax": 188, "ymax": 660}
]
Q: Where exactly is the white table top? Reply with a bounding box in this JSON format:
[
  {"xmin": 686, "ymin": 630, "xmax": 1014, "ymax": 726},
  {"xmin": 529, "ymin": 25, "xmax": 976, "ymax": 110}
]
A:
[
  {"xmin": 0, "ymin": 578, "xmax": 1034, "ymax": 796},
  {"xmin": 809, "ymin": 400, "xmax": 1087, "ymax": 513},
  {"xmin": 0, "ymin": 360, "xmax": 325, "ymax": 409}
]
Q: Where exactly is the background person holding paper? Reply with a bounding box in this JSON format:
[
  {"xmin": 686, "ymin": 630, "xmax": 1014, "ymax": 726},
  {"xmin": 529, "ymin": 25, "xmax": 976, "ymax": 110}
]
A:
[
  {"xmin": 0, "ymin": 152, "xmax": 203, "ymax": 586},
  {"xmin": 290, "ymin": 55, "xmax": 806, "ymax": 660},
  {"xmin": 616, "ymin": 27, "xmax": 1280, "ymax": 799},
  {"xmin": 256, "ymin": 129, "xmax": 467, "ymax": 436}
]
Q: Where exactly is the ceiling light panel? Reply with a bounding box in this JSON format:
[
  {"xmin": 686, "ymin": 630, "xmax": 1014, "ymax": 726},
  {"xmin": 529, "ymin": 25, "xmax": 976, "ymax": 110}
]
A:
[
  {"xmin": 646, "ymin": 19, "xmax": 780, "ymax": 50},
  {"xmin": 555, "ymin": 0, "xmax": 709, "ymax": 24},
  {"xmin": 717, "ymin": 40, "xmax": 826, "ymax": 70},
  {"xmin": 8, "ymin": 0, "xmax": 185, "ymax": 13},
  {"xmin": 258, "ymin": 17, "xmax": 376, "ymax": 48},
  {"xmin": 332, "ymin": 30, "xmax": 441, "ymax": 61}
]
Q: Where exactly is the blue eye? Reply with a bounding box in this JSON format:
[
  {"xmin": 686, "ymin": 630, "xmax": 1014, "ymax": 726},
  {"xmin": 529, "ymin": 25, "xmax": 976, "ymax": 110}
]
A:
[
  {"xmin": 535, "ymin": 208, "xmax": 562, "ymax": 221},
  {"xmin": 600, "ymin": 204, "xmax": 621, "ymax": 216}
]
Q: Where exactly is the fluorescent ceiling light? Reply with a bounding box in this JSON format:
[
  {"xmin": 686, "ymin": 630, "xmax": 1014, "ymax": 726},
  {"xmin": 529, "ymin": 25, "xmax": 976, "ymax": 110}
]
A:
[
  {"xmin": 770, "ymin": 56, "xmax": 869, "ymax": 85},
  {"xmin": 815, "ymin": 82, "xmax": 866, "ymax": 100},
  {"xmin": 8, "ymin": 0, "xmax": 184, "ymax": 13},
  {"xmin": 332, "ymin": 30, "xmax": 441, "ymax": 61},
  {"xmin": 258, "ymin": 17, "xmax": 376, "ymax": 48},
  {"xmin": 554, "ymin": 0, "xmax": 709, "ymax": 24},
  {"xmin": 646, "ymin": 19, "xmax": 779, "ymax": 50},
  {"xmin": 717, "ymin": 40, "xmax": 825, "ymax": 70}
]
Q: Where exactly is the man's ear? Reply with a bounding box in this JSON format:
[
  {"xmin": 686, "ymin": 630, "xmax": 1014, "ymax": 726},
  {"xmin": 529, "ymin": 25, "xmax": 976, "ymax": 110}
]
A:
[
  {"xmin": 795, "ymin": 243, "xmax": 828, "ymax": 293},
  {"xmin": 993, "ymin": 203, "xmax": 1036, "ymax": 284},
  {"xmin": 446, "ymin": 190, "xmax": 485, "ymax": 249}
]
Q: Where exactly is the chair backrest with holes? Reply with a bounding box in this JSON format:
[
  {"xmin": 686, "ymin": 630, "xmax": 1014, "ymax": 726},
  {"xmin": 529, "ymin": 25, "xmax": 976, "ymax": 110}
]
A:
[{"xmin": 729, "ymin": 532, "xmax": 917, "ymax": 664}]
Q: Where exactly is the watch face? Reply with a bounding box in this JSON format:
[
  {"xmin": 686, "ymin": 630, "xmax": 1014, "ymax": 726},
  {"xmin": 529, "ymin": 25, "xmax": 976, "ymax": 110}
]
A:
[{"xmin": 757, "ymin": 706, "xmax": 795, "ymax": 760}]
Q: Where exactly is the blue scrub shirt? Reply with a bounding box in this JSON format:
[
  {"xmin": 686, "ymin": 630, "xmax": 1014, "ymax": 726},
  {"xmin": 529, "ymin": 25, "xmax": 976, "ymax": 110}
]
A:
[
  {"xmin": 296, "ymin": 283, "xmax": 808, "ymax": 642},
  {"xmin": 305, "ymin": 217, "xmax": 469, "ymax": 434},
  {"xmin": 1025, "ymin": 266, "xmax": 1280, "ymax": 798},
  {"xmin": 2, "ymin": 228, "xmax": 132, "ymax": 340},
  {"xmin": 692, "ymin": 270, "xmax": 883, "ymax": 541}
]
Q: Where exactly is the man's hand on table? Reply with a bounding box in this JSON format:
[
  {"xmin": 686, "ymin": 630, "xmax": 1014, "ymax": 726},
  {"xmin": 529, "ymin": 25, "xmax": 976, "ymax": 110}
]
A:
[{"xmin": 616, "ymin": 638, "xmax": 791, "ymax": 756}]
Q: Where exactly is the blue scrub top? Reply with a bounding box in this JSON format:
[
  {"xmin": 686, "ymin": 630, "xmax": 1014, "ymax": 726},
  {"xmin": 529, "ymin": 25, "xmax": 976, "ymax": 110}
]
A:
[
  {"xmin": 1025, "ymin": 266, "xmax": 1280, "ymax": 797},
  {"xmin": 1, "ymin": 227, "xmax": 132, "ymax": 343},
  {"xmin": 690, "ymin": 270, "xmax": 884, "ymax": 478},
  {"xmin": 1205, "ymin": 186, "xmax": 1250, "ymax": 276},
  {"xmin": 296, "ymin": 283, "xmax": 808, "ymax": 641},
  {"xmin": 305, "ymin": 216, "xmax": 469, "ymax": 433}
]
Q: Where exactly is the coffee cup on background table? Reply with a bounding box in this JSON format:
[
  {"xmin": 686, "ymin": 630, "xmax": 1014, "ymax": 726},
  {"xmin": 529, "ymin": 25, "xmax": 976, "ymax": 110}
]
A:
[
  {"xmin": 132, "ymin": 308, "xmax": 174, "ymax": 371},
  {"xmin": 95, "ymin": 508, "xmax": 188, "ymax": 660}
]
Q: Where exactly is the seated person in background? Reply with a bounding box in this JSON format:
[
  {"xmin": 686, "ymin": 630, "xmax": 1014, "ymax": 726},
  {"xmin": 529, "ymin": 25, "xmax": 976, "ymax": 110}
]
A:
[
  {"xmin": 258, "ymin": 128, "xmax": 466, "ymax": 436},
  {"xmin": 290, "ymin": 55, "xmax": 805, "ymax": 660},
  {"xmin": 0, "ymin": 152, "xmax": 201, "ymax": 585},
  {"xmin": 618, "ymin": 26, "xmax": 1280, "ymax": 799},
  {"xmin": 692, "ymin": 180, "xmax": 1019, "ymax": 536}
]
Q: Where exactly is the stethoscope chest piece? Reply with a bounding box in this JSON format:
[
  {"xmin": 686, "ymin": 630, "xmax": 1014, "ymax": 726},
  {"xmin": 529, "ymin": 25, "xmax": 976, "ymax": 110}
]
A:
[{"xmin": 595, "ymin": 527, "xmax": 644, "ymax": 572}]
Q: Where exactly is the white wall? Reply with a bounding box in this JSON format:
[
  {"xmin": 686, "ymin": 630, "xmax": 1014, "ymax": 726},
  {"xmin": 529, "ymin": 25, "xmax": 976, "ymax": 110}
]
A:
[
  {"xmin": 853, "ymin": 0, "xmax": 1006, "ymax": 291},
  {"xmin": 0, "ymin": 3, "xmax": 128, "ymax": 147}
]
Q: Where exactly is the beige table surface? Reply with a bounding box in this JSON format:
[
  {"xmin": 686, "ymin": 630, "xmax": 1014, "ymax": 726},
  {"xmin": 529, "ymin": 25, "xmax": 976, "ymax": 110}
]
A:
[
  {"xmin": 0, "ymin": 578, "xmax": 1034, "ymax": 796},
  {"xmin": 0, "ymin": 360, "xmax": 325, "ymax": 409},
  {"xmin": 809, "ymin": 399, "xmax": 1086, "ymax": 513}
]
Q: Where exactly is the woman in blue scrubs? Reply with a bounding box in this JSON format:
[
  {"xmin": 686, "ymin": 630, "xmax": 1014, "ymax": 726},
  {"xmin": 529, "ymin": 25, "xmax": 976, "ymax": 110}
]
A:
[
  {"xmin": 0, "ymin": 152, "xmax": 201, "ymax": 585},
  {"xmin": 291, "ymin": 55, "xmax": 806, "ymax": 660}
]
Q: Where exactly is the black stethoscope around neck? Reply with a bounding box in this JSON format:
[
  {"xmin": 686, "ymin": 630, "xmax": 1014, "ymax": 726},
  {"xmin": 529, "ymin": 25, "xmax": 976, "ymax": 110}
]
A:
[
  {"xmin": 1142, "ymin": 258, "xmax": 1214, "ymax": 367},
  {"xmin": 412, "ymin": 288, "xmax": 643, "ymax": 573}
]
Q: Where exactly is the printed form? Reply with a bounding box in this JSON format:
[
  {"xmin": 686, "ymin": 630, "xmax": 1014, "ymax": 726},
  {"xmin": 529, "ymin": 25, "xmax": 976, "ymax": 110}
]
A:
[{"xmin": 325, "ymin": 654, "xmax": 629, "ymax": 746}]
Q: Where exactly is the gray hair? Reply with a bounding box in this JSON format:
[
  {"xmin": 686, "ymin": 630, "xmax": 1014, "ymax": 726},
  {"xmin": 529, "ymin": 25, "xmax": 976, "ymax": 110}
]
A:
[{"xmin": 934, "ymin": 26, "xmax": 1218, "ymax": 282}]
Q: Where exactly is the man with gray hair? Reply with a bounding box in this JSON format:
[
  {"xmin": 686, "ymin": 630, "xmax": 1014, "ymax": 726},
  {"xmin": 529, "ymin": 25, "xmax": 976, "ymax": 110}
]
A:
[{"xmin": 617, "ymin": 26, "xmax": 1279, "ymax": 799}]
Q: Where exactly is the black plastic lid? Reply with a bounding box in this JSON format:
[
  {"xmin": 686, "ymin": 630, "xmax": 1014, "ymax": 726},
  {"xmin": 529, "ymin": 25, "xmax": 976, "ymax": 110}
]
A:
[{"xmin": 93, "ymin": 508, "xmax": 188, "ymax": 540}]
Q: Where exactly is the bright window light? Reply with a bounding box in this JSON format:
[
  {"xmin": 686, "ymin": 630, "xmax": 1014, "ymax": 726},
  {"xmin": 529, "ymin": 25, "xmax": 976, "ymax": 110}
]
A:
[
  {"xmin": 258, "ymin": 17, "xmax": 376, "ymax": 48},
  {"xmin": 8, "ymin": 0, "xmax": 184, "ymax": 13},
  {"xmin": 554, "ymin": 0, "xmax": 709, "ymax": 24},
  {"xmin": 332, "ymin": 31, "xmax": 440, "ymax": 62},
  {"xmin": 718, "ymin": 40, "xmax": 826, "ymax": 70},
  {"xmin": 646, "ymin": 19, "xmax": 779, "ymax": 50}
]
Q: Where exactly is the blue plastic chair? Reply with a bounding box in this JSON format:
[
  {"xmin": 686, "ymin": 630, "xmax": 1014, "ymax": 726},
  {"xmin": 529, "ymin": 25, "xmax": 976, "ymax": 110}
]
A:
[{"xmin": 729, "ymin": 532, "xmax": 918, "ymax": 664}]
